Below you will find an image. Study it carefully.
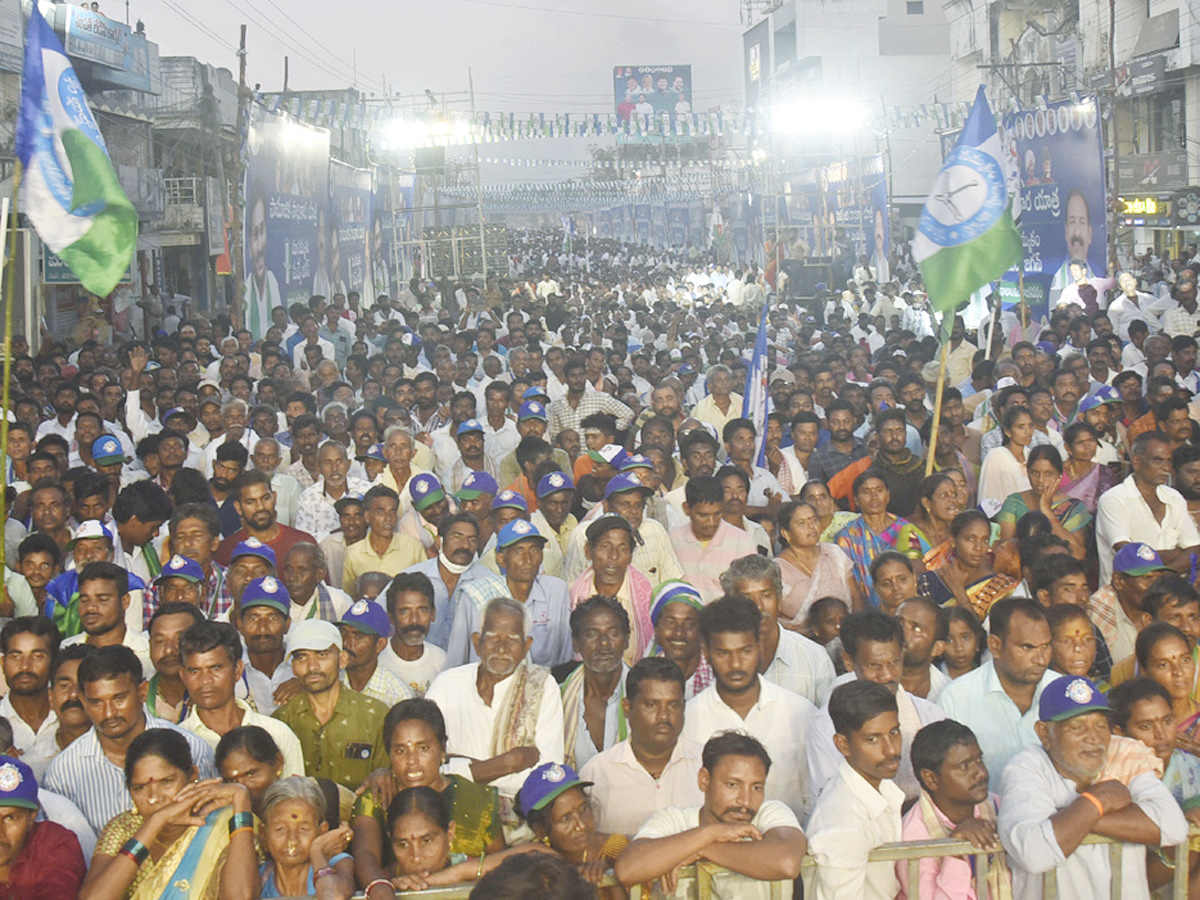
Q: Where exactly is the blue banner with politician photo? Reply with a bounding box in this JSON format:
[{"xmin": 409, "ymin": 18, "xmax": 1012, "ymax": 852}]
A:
[
  {"xmin": 613, "ymin": 65, "xmax": 692, "ymax": 122},
  {"xmin": 326, "ymin": 160, "xmax": 375, "ymax": 302},
  {"xmin": 1001, "ymin": 96, "xmax": 1107, "ymax": 316},
  {"xmin": 243, "ymin": 103, "xmax": 331, "ymax": 333}
]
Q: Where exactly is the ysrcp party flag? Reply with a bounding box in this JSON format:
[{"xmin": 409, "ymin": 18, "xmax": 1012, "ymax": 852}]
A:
[
  {"xmin": 15, "ymin": 2, "xmax": 137, "ymax": 297},
  {"xmin": 913, "ymin": 85, "xmax": 1020, "ymax": 324},
  {"xmin": 741, "ymin": 297, "xmax": 770, "ymax": 468}
]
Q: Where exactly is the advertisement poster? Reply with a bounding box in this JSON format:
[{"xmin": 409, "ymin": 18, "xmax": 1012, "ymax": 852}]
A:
[
  {"xmin": 635, "ymin": 204, "xmax": 652, "ymax": 245},
  {"xmin": 667, "ymin": 203, "xmax": 689, "ymax": 248},
  {"xmin": 689, "ymin": 202, "xmax": 706, "ymax": 247},
  {"xmin": 780, "ymin": 155, "xmax": 887, "ymax": 271},
  {"xmin": 651, "ymin": 203, "xmax": 667, "ymax": 248},
  {"xmin": 328, "ymin": 160, "xmax": 374, "ymax": 301},
  {"xmin": 613, "ymin": 65, "xmax": 692, "ymax": 122},
  {"xmin": 243, "ymin": 104, "xmax": 330, "ymax": 332},
  {"xmin": 1002, "ymin": 97, "xmax": 1106, "ymax": 315}
]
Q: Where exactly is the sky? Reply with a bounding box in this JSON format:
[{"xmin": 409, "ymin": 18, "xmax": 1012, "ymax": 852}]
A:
[{"xmin": 140, "ymin": 0, "xmax": 747, "ymax": 110}]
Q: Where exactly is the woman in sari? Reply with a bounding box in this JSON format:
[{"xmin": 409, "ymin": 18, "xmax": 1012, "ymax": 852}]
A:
[
  {"xmin": 895, "ymin": 473, "xmax": 962, "ymax": 573},
  {"xmin": 568, "ymin": 515, "xmax": 652, "ymax": 666},
  {"xmin": 917, "ymin": 510, "xmax": 1019, "ymax": 617},
  {"xmin": 352, "ymin": 698, "xmax": 504, "ymax": 894},
  {"xmin": 385, "ymin": 786, "xmax": 552, "ymax": 892},
  {"xmin": 775, "ymin": 500, "xmax": 859, "ymax": 624},
  {"xmin": 257, "ymin": 778, "xmax": 354, "ymax": 899},
  {"xmin": 996, "ymin": 445, "xmax": 1091, "ymax": 558},
  {"xmin": 835, "ymin": 469, "xmax": 911, "ymax": 607},
  {"xmin": 977, "ymin": 406, "xmax": 1034, "ymax": 511},
  {"xmin": 1059, "ymin": 421, "xmax": 1117, "ymax": 514},
  {"xmin": 799, "ymin": 480, "xmax": 857, "ymax": 544},
  {"xmin": 81, "ymin": 728, "xmax": 259, "ymax": 900},
  {"xmin": 1138, "ymin": 622, "xmax": 1200, "ymax": 758}
]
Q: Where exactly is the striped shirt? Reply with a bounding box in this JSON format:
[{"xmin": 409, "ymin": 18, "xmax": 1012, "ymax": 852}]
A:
[{"xmin": 44, "ymin": 708, "xmax": 217, "ymax": 833}]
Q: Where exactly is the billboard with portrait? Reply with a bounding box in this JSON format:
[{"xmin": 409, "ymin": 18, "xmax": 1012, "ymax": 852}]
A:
[
  {"xmin": 1002, "ymin": 97, "xmax": 1106, "ymax": 315},
  {"xmin": 613, "ymin": 65, "xmax": 693, "ymax": 122},
  {"xmin": 243, "ymin": 104, "xmax": 330, "ymax": 333},
  {"xmin": 328, "ymin": 160, "xmax": 375, "ymax": 301}
]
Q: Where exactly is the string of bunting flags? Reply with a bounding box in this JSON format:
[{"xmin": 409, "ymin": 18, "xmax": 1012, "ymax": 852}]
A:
[
  {"xmin": 430, "ymin": 174, "xmax": 721, "ymax": 213},
  {"xmin": 258, "ymin": 92, "xmax": 1100, "ymax": 144}
]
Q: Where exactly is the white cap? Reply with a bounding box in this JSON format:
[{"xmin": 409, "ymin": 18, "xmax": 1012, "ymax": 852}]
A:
[{"xmin": 288, "ymin": 620, "xmax": 342, "ymax": 656}]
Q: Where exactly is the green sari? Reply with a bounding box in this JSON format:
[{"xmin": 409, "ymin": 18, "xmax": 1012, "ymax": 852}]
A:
[{"xmin": 352, "ymin": 773, "xmax": 501, "ymax": 858}]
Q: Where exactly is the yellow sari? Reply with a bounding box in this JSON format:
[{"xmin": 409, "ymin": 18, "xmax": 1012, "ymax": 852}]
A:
[{"xmin": 96, "ymin": 807, "xmax": 236, "ymax": 900}]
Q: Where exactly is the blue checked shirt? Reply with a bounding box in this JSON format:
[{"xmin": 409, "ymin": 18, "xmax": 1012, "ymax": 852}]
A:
[{"xmin": 43, "ymin": 708, "xmax": 218, "ymax": 833}]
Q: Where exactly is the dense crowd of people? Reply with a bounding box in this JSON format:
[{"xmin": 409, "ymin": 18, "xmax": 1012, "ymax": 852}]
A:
[{"xmin": 3, "ymin": 228, "xmax": 1200, "ymax": 899}]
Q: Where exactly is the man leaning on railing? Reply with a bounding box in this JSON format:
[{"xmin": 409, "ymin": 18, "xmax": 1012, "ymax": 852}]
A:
[
  {"xmin": 997, "ymin": 673, "xmax": 1187, "ymax": 900},
  {"xmin": 614, "ymin": 731, "xmax": 806, "ymax": 899}
]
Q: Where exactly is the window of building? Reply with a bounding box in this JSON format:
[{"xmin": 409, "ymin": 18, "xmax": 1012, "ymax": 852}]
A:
[{"xmin": 907, "ymin": 1, "xmax": 924, "ymax": 13}]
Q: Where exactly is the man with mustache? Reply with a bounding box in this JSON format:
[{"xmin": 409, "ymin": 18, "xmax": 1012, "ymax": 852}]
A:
[
  {"xmin": 898, "ymin": 720, "xmax": 1007, "ymax": 900},
  {"xmin": 999, "ymin": 674, "xmax": 1187, "ymax": 900},
  {"xmin": 579, "ymin": 656, "xmax": 704, "ymax": 836},
  {"xmin": 615, "ymin": 731, "xmax": 806, "ymax": 897},
  {"xmin": 559, "ymin": 595, "xmax": 631, "ymax": 770},
  {"xmin": 216, "ymin": 470, "xmax": 316, "ymax": 567},
  {"xmin": 235, "ymin": 574, "xmax": 292, "ymax": 715},
  {"xmin": 445, "ymin": 518, "xmax": 572, "ymax": 669},
  {"xmin": 0, "ymin": 618, "xmax": 60, "ymax": 778},
  {"xmin": 805, "ymin": 681, "xmax": 905, "ymax": 900},
  {"xmin": 681, "ymin": 595, "xmax": 815, "ymax": 820},
  {"xmin": 939, "ymin": 597, "xmax": 1059, "ymax": 791},
  {"xmin": 337, "ymin": 598, "xmax": 413, "ymax": 707},
  {"xmin": 377, "ymin": 572, "xmax": 447, "ymax": 698},
  {"xmin": 179, "ymin": 620, "xmax": 305, "ymax": 777},
  {"xmin": 43, "ymin": 645, "xmax": 217, "ymax": 834},
  {"xmin": 272, "ymin": 618, "xmax": 389, "ymax": 791},
  {"xmin": 425, "ymin": 596, "xmax": 564, "ymax": 805},
  {"xmin": 47, "ymin": 645, "xmax": 91, "ymax": 753}
]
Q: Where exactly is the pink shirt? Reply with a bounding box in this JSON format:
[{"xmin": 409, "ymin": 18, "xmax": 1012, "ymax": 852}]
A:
[
  {"xmin": 896, "ymin": 793, "xmax": 999, "ymax": 900},
  {"xmin": 668, "ymin": 519, "xmax": 758, "ymax": 603}
]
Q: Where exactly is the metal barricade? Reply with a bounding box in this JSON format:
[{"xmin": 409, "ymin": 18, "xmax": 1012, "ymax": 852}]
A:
[{"xmin": 266, "ymin": 829, "xmax": 1196, "ymax": 899}]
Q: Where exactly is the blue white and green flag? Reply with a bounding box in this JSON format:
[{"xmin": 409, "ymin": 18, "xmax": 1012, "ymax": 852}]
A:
[
  {"xmin": 15, "ymin": 2, "xmax": 137, "ymax": 297},
  {"xmin": 913, "ymin": 85, "xmax": 1021, "ymax": 329}
]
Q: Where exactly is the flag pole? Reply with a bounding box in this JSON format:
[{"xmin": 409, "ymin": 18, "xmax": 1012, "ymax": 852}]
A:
[
  {"xmin": 924, "ymin": 306, "xmax": 952, "ymax": 478},
  {"xmin": 0, "ymin": 161, "xmax": 22, "ymax": 582}
]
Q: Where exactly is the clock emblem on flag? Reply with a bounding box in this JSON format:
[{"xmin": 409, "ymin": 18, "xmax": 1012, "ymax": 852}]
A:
[{"xmin": 917, "ymin": 144, "xmax": 1006, "ymax": 249}]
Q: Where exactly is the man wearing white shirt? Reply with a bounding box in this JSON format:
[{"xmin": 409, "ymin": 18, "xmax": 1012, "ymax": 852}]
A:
[
  {"xmin": 681, "ymin": 595, "xmax": 815, "ymax": 820},
  {"xmin": 805, "ymin": 680, "xmax": 906, "ymax": 900},
  {"xmin": 178, "ymin": 620, "xmax": 306, "ymax": 777},
  {"xmin": 0, "ymin": 618, "xmax": 61, "ymax": 780},
  {"xmin": 377, "ymin": 572, "xmax": 447, "ymax": 697},
  {"xmin": 1095, "ymin": 431, "xmax": 1200, "ymax": 586},
  {"xmin": 290, "ymin": 316, "xmax": 336, "ymax": 369},
  {"xmin": 807, "ymin": 610, "xmax": 944, "ymax": 804},
  {"xmin": 614, "ymin": 731, "xmax": 806, "ymax": 899},
  {"xmin": 720, "ymin": 555, "xmax": 835, "ymax": 706},
  {"xmin": 579, "ymin": 656, "xmax": 704, "ymax": 837},
  {"xmin": 425, "ymin": 596, "xmax": 564, "ymax": 802},
  {"xmin": 998, "ymin": 673, "xmax": 1187, "ymax": 900}
]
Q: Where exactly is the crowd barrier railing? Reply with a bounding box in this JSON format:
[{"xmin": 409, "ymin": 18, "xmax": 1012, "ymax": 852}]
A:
[{"xmin": 266, "ymin": 828, "xmax": 1197, "ymax": 899}]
